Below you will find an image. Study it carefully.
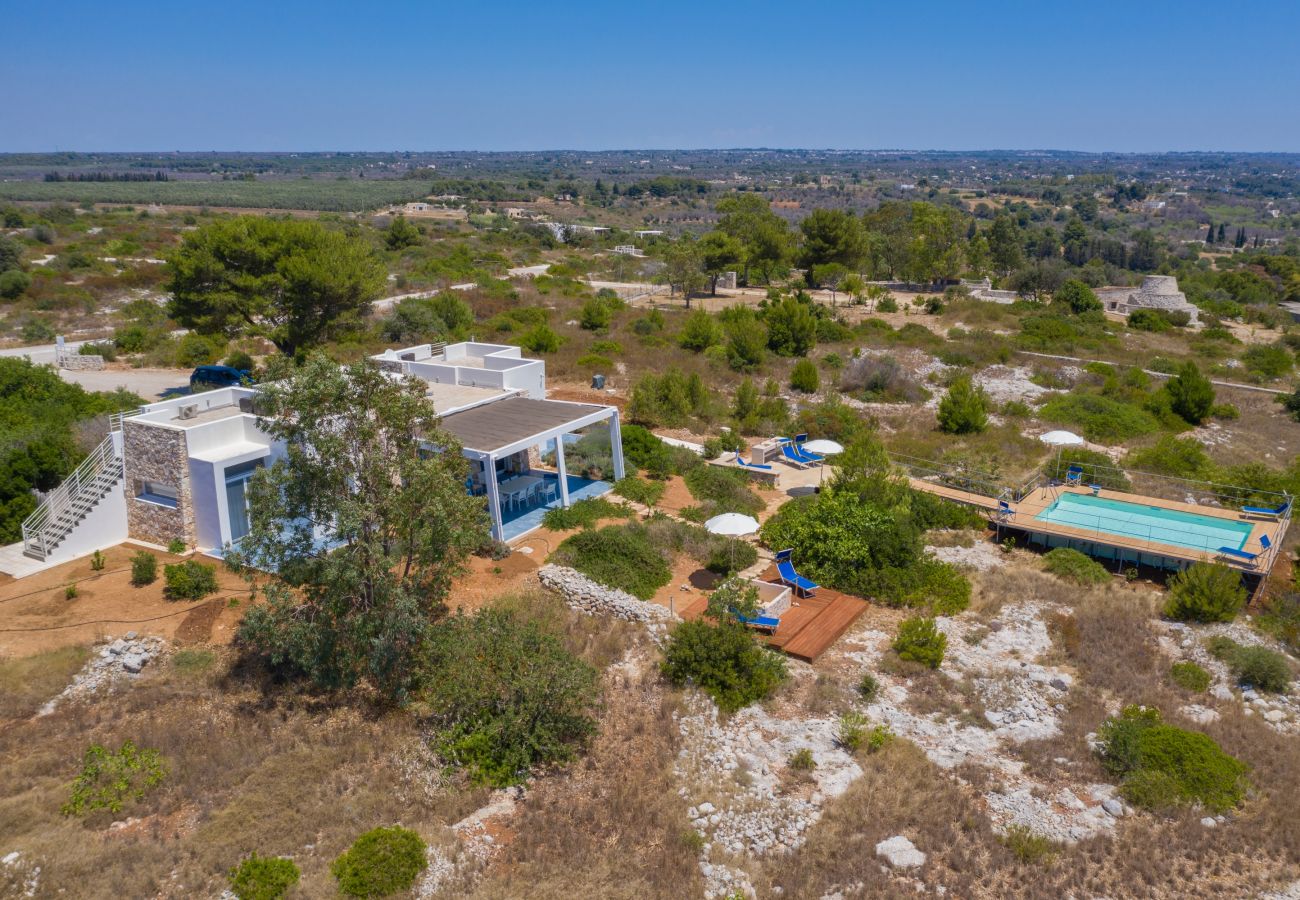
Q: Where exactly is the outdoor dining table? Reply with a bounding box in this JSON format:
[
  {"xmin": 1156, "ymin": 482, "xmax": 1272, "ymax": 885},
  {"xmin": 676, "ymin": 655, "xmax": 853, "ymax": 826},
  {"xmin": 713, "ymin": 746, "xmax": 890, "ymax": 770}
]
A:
[{"xmin": 498, "ymin": 474, "xmax": 544, "ymax": 511}]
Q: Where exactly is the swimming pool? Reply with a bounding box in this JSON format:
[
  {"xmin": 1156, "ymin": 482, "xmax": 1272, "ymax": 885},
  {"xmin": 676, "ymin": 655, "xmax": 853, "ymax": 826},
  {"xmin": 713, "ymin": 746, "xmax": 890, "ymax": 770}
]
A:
[{"xmin": 1033, "ymin": 492, "xmax": 1252, "ymax": 553}]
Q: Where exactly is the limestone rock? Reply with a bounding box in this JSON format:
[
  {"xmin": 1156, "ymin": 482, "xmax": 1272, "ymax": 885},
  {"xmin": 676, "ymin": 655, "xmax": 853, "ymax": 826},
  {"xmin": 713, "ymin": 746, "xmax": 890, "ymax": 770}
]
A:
[{"xmin": 875, "ymin": 835, "xmax": 926, "ymax": 869}]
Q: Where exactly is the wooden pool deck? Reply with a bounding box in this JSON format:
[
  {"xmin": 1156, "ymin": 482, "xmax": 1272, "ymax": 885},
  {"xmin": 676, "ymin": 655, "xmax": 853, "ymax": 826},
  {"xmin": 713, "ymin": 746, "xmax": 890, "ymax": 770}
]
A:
[
  {"xmin": 680, "ymin": 565, "xmax": 869, "ymax": 662},
  {"xmin": 908, "ymin": 479, "xmax": 1288, "ymax": 574}
]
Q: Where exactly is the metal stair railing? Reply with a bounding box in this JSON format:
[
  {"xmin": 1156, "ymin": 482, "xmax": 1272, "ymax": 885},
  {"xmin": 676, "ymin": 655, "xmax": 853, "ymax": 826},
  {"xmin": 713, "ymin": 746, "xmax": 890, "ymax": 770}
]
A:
[{"xmin": 20, "ymin": 435, "xmax": 123, "ymax": 560}]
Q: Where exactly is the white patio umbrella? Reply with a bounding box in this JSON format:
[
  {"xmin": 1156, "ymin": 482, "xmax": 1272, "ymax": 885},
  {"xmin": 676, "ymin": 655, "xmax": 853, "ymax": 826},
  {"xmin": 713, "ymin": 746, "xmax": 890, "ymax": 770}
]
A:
[
  {"xmin": 801, "ymin": 438, "xmax": 845, "ymax": 484},
  {"xmin": 705, "ymin": 513, "xmax": 760, "ymax": 575},
  {"xmin": 704, "ymin": 512, "xmax": 760, "ymax": 537},
  {"xmin": 1038, "ymin": 430, "xmax": 1085, "ymax": 480},
  {"xmin": 1038, "ymin": 430, "xmax": 1084, "ymax": 447}
]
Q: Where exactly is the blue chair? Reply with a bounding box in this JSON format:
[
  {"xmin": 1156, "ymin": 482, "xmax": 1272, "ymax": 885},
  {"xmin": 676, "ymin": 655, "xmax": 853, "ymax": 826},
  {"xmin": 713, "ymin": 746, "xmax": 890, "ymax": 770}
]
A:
[
  {"xmin": 997, "ymin": 500, "xmax": 1015, "ymax": 521},
  {"xmin": 1217, "ymin": 546, "xmax": 1259, "ymax": 567},
  {"xmin": 733, "ymin": 609, "xmax": 781, "ymax": 633},
  {"xmin": 1243, "ymin": 500, "xmax": 1290, "ymax": 519},
  {"xmin": 735, "ymin": 453, "xmax": 773, "ymax": 471},
  {"xmin": 779, "ymin": 443, "xmax": 814, "ymax": 468},
  {"xmin": 775, "ymin": 549, "xmax": 818, "ymax": 597},
  {"xmin": 1065, "ymin": 465, "xmax": 1083, "ymax": 486},
  {"xmin": 1262, "ymin": 534, "xmax": 1273, "ymax": 553}
]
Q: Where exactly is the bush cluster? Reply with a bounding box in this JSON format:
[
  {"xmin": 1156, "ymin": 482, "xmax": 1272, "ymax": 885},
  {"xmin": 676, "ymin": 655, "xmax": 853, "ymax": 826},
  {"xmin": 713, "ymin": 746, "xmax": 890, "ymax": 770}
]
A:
[
  {"xmin": 1042, "ymin": 547, "xmax": 1109, "ymax": 585},
  {"xmin": 420, "ymin": 607, "xmax": 600, "ymax": 786},
  {"xmin": 540, "ymin": 497, "xmax": 633, "ymax": 532},
  {"xmin": 228, "ymin": 854, "xmax": 300, "ymax": 900},
  {"xmin": 893, "ymin": 616, "xmax": 946, "ymax": 669},
  {"xmin": 163, "ymin": 560, "xmax": 219, "ymax": 600},
  {"xmin": 62, "ymin": 740, "xmax": 166, "ymax": 816},
  {"xmin": 552, "ymin": 523, "xmax": 671, "ymax": 600},
  {"xmin": 1169, "ymin": 660, "xmax": 1212, "ymax": 692},
  {"xmin": 1207, "ymin": 636, "xmax": 1292, "ymax": 694},
  {"xmin": 683, "ymin": 463, "xmax": 764, "ymax": 517},
  {"xmin": 1163, "ymin": 563, "xmax": 1246, "ymax": 623},
  {"xmin": 331, "ymin": 826, "xmax": 427, "ymax": 898},
  {"xmin": 130, "ymin": 551, "xmax": 158, "ymax": 586},
  {"xmin": 661, "ymin": 617, "xmax": 788, "ymax": 712},
  {"xmin": 1097, "ymin": 706, "xmax": 1248, "ymax": 813}
]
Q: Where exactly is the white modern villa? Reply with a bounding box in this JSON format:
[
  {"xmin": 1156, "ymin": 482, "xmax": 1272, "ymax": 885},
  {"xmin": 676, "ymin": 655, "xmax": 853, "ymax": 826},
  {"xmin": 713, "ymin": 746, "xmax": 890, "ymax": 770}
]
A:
[{"xmin": 7, "ymin": 342, "xmax": 624, "ymax": 576}]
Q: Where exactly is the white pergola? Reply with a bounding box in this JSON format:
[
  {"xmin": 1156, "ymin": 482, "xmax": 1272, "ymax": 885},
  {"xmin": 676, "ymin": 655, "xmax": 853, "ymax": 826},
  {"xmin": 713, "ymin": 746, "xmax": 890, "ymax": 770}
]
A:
[{"xmin": 438, "ymin": 397, "xmax": 625, "ymax": 541}]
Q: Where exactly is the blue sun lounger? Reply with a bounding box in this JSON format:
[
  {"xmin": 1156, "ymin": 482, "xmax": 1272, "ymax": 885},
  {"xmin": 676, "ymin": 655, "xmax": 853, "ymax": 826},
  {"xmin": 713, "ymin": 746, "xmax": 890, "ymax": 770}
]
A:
[
  {"xmin": 779, "ymin": 442, "xmax": 815, "ymax": 468},
  {"xmin": 775, "ymin": 548, "xmax": 818, "ymax": 597},
  {"xmin": 735, "ymin": 453, "xmax": 773, "ymax": 471},
  {"xmin": 1218, "ymin": 545, "xmax": 1259, "ymax": 567},
  {"xmin": 792, "ymin": 434, "xmax": 823, "ymax": 463},
  {"xmin": 1243, "ymin": 500, "xmax": 1290, "ymax": 519},
  {"xmin": 734, "ymin": 610, "xmax": 781, "ymax": 633}
]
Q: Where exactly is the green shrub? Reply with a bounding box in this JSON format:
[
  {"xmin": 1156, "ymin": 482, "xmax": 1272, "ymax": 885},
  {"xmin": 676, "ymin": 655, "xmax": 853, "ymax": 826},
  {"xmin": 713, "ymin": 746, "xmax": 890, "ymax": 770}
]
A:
[
  {"xmin": 331, "ymin": 826, "xmax": 427, "ymax": 898},
  {"xmin": 858, "ymin": 672, "xmax": 880, "ymax": 701},
  {"xmin": 1002, "ymin": 824, "xmax": 1060, "ymax": 865},
  {"xmin": 61, "ymin": 740, "xmax": 166, "ymax": 816},
  {"xmin": 1097, "ymin": 706, "xmax": 1248, "ymax": 813},
  {"xmin": 1163, "ymin": 563, "xmax": 1246, "ymax": 623},
  {"xmin": 893, "ymin": 616, "xmax": 946, "ymax": 669},
  {"xmin": 540, "ymin": 497, "xmax": 632, "ymax": 531},
  {"xmin": 683, "ymin": 463, "xmax": 764, "ymax": 517},
  {"xmin": 1242, "ymin": 344, "xmax": 1293, "ymax": 380},
  {"xmin": 228, "ymin": 854, "xmax": 300, "ymax": 900},
  {"xmin": 1043, "ymin": 547, "xmax": 1109, "ymax": 585},
  {"xmin": 936, "ymin": 375, "xmax": 989, "ymax": 434},
  {"xmin": 224, "ymin": 350, "xmax": 255, "ymax": 372},
  {"xmin": 1127, "ymin": 308, "xmax": 1172, "ymax": 332},
  {"xmin": 790, "ymin": 358, "xmax": 820, "ymax": 393},
  {"xmin": 661, "ymin": 619, "xmax": 788, "ymax": 713},
  {"xmin": 130, "ymin": 551, "xmax": 158, "ymax": 586},
  {"xmin": 619, "ymin": 424, "xmax": 676, "ymax": 478},
  {"xmin": 836, "ymin": 711, "xmax": 869, "ymax": 752},
  {"xmin": 167, "ymin": 538, "xmax": 187, "ymax": 554},
  {"xmin": 175, "ymin": 332, "xmax": 226, "ymax": 368},
  {"xmin": 517, "ymin": 323, "xmax": 563, "ymax": 354},
  {"xmin": 1209, "ymin": 637, "xmax": 1292, "ymax": 693},
  {"xmin": 1165, "ymin": 361, "xmax": 1215, "ymax": 424},
  {"xmin": 553, "ymin": 524, "xmax": 671, "ymax": 600},
  {"xmin": 64, "ymin": 583, "xmax": 77, "ymax": 600},
  {"xmin": 1125, "ymin": 435, "xmax": 1211, "ymax": 478},
  {"xmin": 1170, "ymin": 661, "xmax": 1211, "ymax": 692},
  {"xmin": 1231, "ymin": 646, "xmax": 1292, "ymax": 694},
  {"xmin": 163, "ymin": 560, "xmax": 219, "ymax": 600},
  {"xmin": 575, "ymin": 353, "xmax": 613, "ymax": 370},
  {"xmin": 788, "ymin": 747, "xmax": 817, "ymax": 771},
  {"xmin": 420, "ymin": 607, "xmax": 600, "ymax": 785},
  {"xmin": 1038, "ymin": 393, "xmax": 1160, "ymax": 444},
  {"xmin": 90, "ymin": 549, "xmax": 105, "ymax": 571},
  {"xmin": 614, "ymin": 474, "xmax": 667, "ymax": 509}
]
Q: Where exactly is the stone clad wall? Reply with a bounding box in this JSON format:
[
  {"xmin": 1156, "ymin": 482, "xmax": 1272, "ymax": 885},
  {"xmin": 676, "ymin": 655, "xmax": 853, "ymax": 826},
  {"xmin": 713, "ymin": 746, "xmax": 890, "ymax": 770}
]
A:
[
  {"xmin": 123, "ymin": 420, "xmax": 196, "ymax": 547},
  {"xmin": 59, "ymin": 354, "xmax": 105, "ymax": 371},
  {"xmin": 538, "ymin": 564, "xmax": 677, "ymax": 623}
]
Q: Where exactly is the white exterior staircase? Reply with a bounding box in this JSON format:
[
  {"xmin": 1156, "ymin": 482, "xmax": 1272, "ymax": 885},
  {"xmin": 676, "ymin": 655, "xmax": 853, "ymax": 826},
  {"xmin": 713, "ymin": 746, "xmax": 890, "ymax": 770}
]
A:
[{"xmin": 21, "ymin": 413, "xmax": 132, "ymax": 561}]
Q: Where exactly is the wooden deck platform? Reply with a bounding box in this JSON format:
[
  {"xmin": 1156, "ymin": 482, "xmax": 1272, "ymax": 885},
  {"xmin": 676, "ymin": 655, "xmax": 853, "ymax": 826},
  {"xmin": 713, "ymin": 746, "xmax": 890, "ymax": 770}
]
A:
[
  {"xmin": 909, "ymin": 478, "xmax": 1289, "ymax": 575},
  {"xmin": 681, "ymin": 565, "xmax": 869, "ymax": 663}
]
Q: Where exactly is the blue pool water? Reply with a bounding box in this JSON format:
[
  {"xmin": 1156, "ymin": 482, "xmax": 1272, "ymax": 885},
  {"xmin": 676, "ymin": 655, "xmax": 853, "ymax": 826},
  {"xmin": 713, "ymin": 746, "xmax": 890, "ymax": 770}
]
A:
[{"xmin": 1033, "ymin": 492, "xmax": 1252, "ymax": 553}]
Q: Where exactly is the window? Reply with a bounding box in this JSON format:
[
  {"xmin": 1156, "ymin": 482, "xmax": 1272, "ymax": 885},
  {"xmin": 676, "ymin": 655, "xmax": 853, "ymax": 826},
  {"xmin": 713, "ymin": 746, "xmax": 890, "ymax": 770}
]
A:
[{"xmin": 137, "ymin": 480, "xmax": 178, "ymax": 508}]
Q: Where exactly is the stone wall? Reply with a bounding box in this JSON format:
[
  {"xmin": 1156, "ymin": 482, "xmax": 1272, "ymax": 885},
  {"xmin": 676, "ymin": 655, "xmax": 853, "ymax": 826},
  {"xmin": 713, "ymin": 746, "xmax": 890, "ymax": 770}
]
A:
[
  {"xmin": 59, "ymin": 353, "xmax": 105, "ymax": 371},
  {"xmin": 123, "ymin": 420, "xmax": 196, "ymax": 547},
  {"xmin": 538, "ymin": 564, "xmax": 678, "ymax": 623}
]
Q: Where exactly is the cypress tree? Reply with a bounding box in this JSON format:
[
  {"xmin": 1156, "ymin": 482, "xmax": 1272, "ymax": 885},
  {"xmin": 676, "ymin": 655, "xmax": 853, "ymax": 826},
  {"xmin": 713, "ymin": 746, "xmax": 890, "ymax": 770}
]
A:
[
  {"xmin": 1205, "ymin": 222, "xmax": 1215, "ymax": 244},
  {"xmin": 1217, "ymin": 223, "xmax": 1226, "ymax": 243}
]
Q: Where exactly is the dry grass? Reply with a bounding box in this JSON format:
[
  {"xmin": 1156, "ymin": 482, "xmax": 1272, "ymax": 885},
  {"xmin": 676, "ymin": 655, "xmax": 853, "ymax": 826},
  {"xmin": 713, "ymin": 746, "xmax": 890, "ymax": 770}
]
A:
[
  {"xmin": 0, "ymin": 645, "xmax": 90, "ymax": 719},
  {"xmin": 469, "ymin": 656, "xmax": 702, "ymax": 900},
  {"xmin": 0, "ymin": 649, "xmax": 486, "ymax": 898}
]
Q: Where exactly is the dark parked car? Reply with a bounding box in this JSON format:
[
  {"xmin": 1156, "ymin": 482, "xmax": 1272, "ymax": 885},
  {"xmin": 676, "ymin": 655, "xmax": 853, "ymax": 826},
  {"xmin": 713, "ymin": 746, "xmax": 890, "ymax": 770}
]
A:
[{"xmin": 189, "ymin": 365, "xmax": 253, "ymax": 391}]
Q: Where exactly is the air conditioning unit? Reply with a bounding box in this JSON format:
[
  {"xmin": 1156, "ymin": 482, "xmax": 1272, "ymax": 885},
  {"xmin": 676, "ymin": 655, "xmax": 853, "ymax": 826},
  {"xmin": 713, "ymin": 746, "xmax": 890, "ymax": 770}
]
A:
[{"xmin": 178, "ymin": 404, "xmax": 199, "ymax": 420}]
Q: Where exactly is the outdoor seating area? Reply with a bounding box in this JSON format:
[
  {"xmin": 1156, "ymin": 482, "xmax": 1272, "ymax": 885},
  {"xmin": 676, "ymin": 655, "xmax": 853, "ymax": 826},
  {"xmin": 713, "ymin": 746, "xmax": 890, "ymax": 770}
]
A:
[{"xmin": 496, "ymin": 472, "xmax": 612, "ymax": 540}]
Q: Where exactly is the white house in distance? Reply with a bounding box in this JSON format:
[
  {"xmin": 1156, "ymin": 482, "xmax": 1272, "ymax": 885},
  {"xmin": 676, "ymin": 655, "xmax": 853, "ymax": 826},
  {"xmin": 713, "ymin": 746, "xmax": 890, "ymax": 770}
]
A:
[{"xmin": 9, "ymin": 342, "xmax": 624, "ymax": 576}]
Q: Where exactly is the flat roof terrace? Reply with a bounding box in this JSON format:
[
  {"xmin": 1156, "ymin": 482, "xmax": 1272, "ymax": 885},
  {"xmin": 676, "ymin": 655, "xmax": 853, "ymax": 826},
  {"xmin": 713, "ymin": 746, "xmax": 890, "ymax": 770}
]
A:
[{"xmin": 438, "ymin": 396, "xmax": 611, "ymax": 454}]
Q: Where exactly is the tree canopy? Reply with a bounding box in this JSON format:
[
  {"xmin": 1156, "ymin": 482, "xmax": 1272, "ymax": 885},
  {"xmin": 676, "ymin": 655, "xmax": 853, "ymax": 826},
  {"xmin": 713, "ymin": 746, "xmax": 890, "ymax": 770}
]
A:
[
  {"xmin": 234, "ymin": 354, "xmax": 487, "ymax": 698},
  {"xmin": 166, "ymin": 216, "xmax": 386, "ymax": 357}
]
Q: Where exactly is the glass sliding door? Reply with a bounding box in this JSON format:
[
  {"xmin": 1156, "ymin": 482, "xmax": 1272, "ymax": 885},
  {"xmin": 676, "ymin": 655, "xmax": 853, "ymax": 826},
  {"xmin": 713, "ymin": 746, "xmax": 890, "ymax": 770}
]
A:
[{"xmin": 223, "ymin": 459, "xmax": 263, "ymax": 544}]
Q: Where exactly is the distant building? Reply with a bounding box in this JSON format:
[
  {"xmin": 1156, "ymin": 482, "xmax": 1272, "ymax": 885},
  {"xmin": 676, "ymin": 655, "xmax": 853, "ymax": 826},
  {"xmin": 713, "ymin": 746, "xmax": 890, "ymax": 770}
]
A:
[{"xmin": 1102, "ymin": 275, "xmax": 1200, "ymax": 324}]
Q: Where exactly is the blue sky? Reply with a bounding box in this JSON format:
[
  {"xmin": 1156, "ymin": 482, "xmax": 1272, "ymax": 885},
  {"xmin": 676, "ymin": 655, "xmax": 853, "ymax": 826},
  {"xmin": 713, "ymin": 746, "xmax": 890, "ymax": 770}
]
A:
[{"xmin": 3, "ymin": 0, "xmax": 1297, "ymax": 152}]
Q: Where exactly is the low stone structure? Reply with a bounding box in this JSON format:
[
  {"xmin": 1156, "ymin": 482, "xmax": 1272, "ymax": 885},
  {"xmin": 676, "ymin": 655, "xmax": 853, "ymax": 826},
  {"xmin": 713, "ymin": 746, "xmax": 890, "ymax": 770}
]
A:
[
  {"xmin": 538, "ymin": 564, "xmax": 677, "ymax": 623},
  {"xmin": 1103, "ymin": 275, "xmax": 1200, "ymax": 324},
  {"xmin": 39, "ymin": 633, "xmax": 166, "ymax": 715},
  {"xmin": 58, "ymin": 353, "xmax": 105, "ymax": 371}
]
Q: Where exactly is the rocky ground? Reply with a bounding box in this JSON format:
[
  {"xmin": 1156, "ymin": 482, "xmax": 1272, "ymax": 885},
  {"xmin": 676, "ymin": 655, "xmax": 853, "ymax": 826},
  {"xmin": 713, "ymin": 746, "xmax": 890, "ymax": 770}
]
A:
[{"xmin": 39, "ymin": 633, "xmax": 167, "ymax": 715}]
